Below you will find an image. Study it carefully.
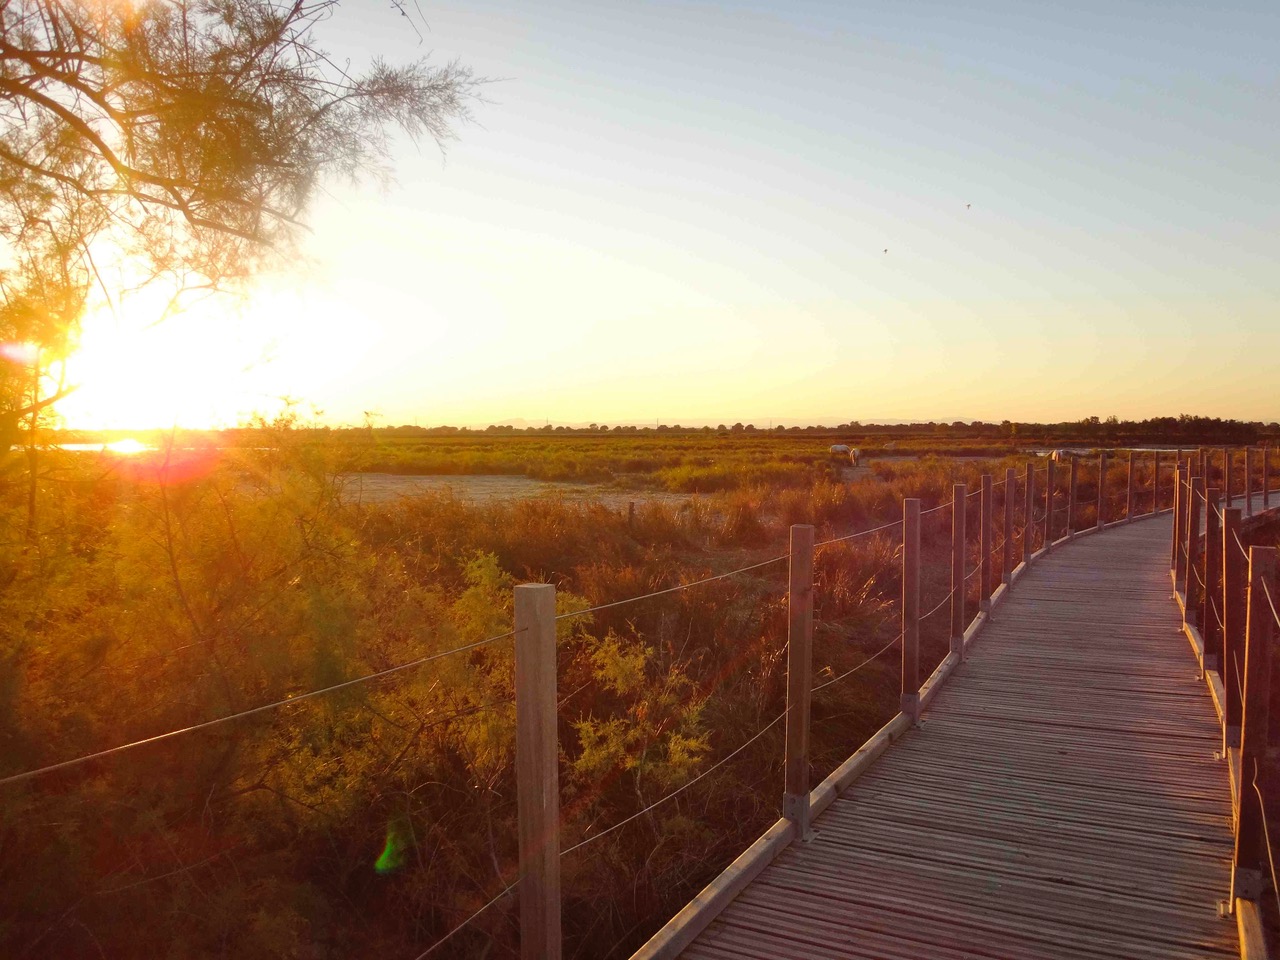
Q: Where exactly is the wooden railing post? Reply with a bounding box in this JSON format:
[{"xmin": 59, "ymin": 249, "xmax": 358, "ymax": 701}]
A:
[
  {"xmin": 980, "ymin": 475, "xmax": 993, "ymax": 611},
  {"xmin": 1232, "ymin": 545, "xmax": 1276, "ymax": 903},
  {"xmin": 1172, "ymin": 464, "xmax": 1185, "ymax": 578},
  {"xmin": 1225, "ymin": 449, "xmax": 1235, "ymax": 509},
  {"xmin": 1264, "ymin": 445, "xmax": 1271, "ymax": 510},
  {"xmin": 951, "ymin": 483, "xmax": 966, "ymax": 657},
  {"xmin": 1067, "ymin": 456, "xmax": 1079, "ymax": 535},
  {"xmin": 1185, "ymin": 476, "xmax": 1204, "ymax": 626},
  {"xmin": 902, "ymin": 500, "xmax": 921, "ymax": 725},
  {"xmin": 1002, "ymin": 468, "xmax": 1015, "ymax": 584},
  {"xmin": 515, "ymin": 583, "xmax": 561, "ymax": 960},
  {"xmin": 1223, "ymin": 507, "xmax": 1246, "ymax": 752},
  {"xmin": 1245, "ymin": 447, "xmax": 1254, "ymax": 518},
  {"xmin": 1126, "ymin": 450, "xmax": 1136, "ymax": 522},
  {"xmin": 1045, "ymin": 457, "xmax": 1056, "ymax": 545},
  {"xmin": 783, "ymin": 524, "xmax": 815, "ymax": 841},
  {"xmin": 1203, "ymin": 488, "xmax": 1222, "ymax": 673},
  {"xmin": 1097, "ymin": 452, "xmax": 1107, "ymax": 529},
  {"xmin": 1023, "ymin": 461, "xmax": 1034, "ymax": 563},
  {"xmin": 1200, "ymin": 448, "xmax": 1208, "ymax": 483},
  {"xmin": 1153, "ymin": 450, "xmax": 1162, "ymax": 514}
]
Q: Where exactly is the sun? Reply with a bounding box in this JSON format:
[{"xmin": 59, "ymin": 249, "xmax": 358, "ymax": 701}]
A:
[
  {"xmin": 57, "ymin": 287, "xmax": 322, "ymax": 431},
  {"xmin": 57, "ymin": 313, "xmax": 246, "ymax": 430},
  {"xmin": 104, "ymin": 438, "xmax": 149, "ymax": 454}
]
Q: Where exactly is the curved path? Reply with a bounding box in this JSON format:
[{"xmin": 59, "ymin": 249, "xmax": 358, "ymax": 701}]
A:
[{"xmin": 680, "ymin": 513, "xmax": 1239, "ymax": 959}]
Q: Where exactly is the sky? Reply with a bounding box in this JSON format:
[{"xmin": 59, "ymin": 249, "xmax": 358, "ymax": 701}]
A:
[{"xmin": 58, "ymin": 0, "xmax": 1280, "ymax": 430}]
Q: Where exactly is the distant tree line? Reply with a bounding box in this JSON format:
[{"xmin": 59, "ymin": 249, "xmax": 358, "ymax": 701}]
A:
[
  {"xmin": 286, "ymin": 415, "xmax": 1279, "ymax": 443},
  {"xmin": 52, "ymin": 414, "xmax": 1279, "ymax": 446}
]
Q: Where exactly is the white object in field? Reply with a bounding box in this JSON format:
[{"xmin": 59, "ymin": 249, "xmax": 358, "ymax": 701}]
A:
[{"xmin": 829, "ymin": 444, "xmax": 850, "ymax": 455}]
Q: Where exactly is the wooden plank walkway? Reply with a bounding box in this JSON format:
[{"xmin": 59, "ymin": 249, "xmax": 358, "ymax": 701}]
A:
[{"xmin": 681, "ymin": 514, "xmax": 1240, "ymax": 959}]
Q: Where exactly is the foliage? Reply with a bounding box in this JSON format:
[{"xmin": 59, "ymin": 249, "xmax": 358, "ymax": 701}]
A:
[
  {"xmin": 6, "ymin": 431, "xmax": 1258, "ymax": 956},
  {"xmin": 0, "ymin": 0, "xmax": 480, "ymax": 500},
  {"xmin": 0, "ymin": 426, "xmax": 940, "ymax": 958}
]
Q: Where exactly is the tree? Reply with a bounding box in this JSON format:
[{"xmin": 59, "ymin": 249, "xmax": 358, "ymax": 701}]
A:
[{"xmin": 0, "ymin": 0, "xmax": 480, "ymax": 527}]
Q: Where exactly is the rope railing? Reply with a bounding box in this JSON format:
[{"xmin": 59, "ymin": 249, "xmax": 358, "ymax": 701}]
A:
[
  {"xmin": 30, "ymin": 448, "xmax": 1277, "ymax": 959},
  {"xmin": 919, "ymin": 590, "xmax": 954, "ymax": 622},
  {"xmin": 811, "ymin": 632, "xmax": 904, "ymax": 694},
  {"xmin": 1261, "ymin": 579, "xmax": 1280, "ymax": 631},
  {"xmin": 0, "ymin": 627, "xmax": 522, "ymax": 787},
  {"xmin": 1252, "ymin": 763, "xmax": 1280, "ymax": 923},
  {"xmin": 563, "ymin": 709, "xmax": 789, "ymax": 855},
  {"xmin": 1232, "ymin": 529, "xmax": 1251, "ymax": 564},
  {"xmin": 556, "ymin": 554, "xmax": 789, "ymax": 622},
  {"xmin": 414, "ymin": 882, "xmax": 518, "ymax": 959},
  {"xmin": 814, "ymin": 516, "xmax": 903, "ymax": 548}
]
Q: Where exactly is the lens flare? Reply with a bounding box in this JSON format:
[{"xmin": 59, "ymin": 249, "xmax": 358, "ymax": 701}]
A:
[
  {"xmin": 0, "ymin": 341, "xmax": 39, "ymax": 365},
  {"xmin": 375, "ymin": 818, "xmax": 411, "ymax": 874}
]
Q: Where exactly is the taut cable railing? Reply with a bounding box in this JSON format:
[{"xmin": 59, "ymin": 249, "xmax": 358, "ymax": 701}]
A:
[
  {"xmin": 628, "ymin": 446, "xmax": 1209, "ymax": 960},
  {"xmin": 8, "ymin": 443, "xmax": 1274, "ymax": 959},
  {"xmin": 1169, "ymin": 445, "xmax": 1280, "ymax": 955}
]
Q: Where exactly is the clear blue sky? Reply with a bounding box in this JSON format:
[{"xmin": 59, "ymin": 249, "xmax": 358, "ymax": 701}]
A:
[{"xmin": 63, "ymin": 0, "xmax": 1280, "ymax": 429}]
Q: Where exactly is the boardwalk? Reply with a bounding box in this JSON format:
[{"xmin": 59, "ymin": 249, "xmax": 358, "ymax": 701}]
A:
[{"xmin": 680, "ymin": 513, "xmax": 1241, "ymax": 959}]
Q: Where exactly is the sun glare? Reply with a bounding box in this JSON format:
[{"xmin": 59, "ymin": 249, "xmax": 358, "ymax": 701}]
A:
[
  {"xmin": 104, "ymin": 438, "xmax": 149, "ymax": 454},
  {"xmin": 56, "ymin": 285, "xmax": 349, "ymax": 431}
]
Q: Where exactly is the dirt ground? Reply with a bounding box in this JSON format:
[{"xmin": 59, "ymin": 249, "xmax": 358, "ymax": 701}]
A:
[{"xmin": 338, "ymin": 473, "xmax": 692, "ymax": 511}]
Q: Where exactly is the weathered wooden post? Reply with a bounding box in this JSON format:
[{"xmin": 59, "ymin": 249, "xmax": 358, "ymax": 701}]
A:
[
  {"xmin": 1223, "ymin": 507, "xmax": 1246, "ymax": 752},
  {"xmin": 1264, "ymin": 445, "xmax": 1271, "ymax": 510},
  {"xmin": 783, "ymin": 524, "xmax": 815, "ymax": 841},
  {"xmin": 1097, "ymin": 452, "xmax": 1107, "ymax": 529},
  {"xmin": 1203, "ymin": 488, "xmax": 1222, "ymax": 672},
  {"xmin": 1225, "ymin": 449, "xmax": 1235, "ymax": 509},
  {"xmin": 1067, "ymin": 456, "xmax": 1079, "ymax": 535},
  {"xmin": 1126, "ymin": 451, "xmax": 1136, "ymax": 522},
  {"xmin": 1233, "ymin": 546, "xmax": 1277, "ymax": 903},
  {"xmin": 902, "ymin": 500, "xmax": 921, "ymax": 725},
  {"xmin": 1002, "ymin": 468, "xmax": 1015, "ymax": 584},
  {"xmin": 1023, "ymin": 461, "xmax": 1034, "ymax": 562},
  {"xmin": 1244, "ymin": 448, "xmax": 1254, "ymax": 518},
  {"xmin": 980, "ymin": 475, "xmax": 993, "ymax": 611},
  {"xmin": 1185, "ymin": 476, "xmax": 1204, "ymax": 624},
  {"xmin": 1200, "ymin": 448, "xmax": 1208, "ymax": 483},
  {"xmin": 1172, "ymin": 464, "xmax": 1185, "ymax": 578},
  {"xmin": 514, "ymin": 583, "xmax": 561, "ymax": 960},
  {"xmin": 1045, "ymin": 457, "xmax": 1056, "ymax": 545},
  {"xmin": 1153, "ymin": 450, "xmax": 1162, "ymax": 514},
  {"xmin": 951, "ymin": 483, "xmax": 966, "ymax": 657}
]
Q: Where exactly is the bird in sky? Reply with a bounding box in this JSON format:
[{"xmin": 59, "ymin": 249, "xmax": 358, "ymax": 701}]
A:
[
  {"xmin": 883, "ymin": 248, "xmax": 888, "ymax": 254},
  {"xmin": 966, "ymin": 203, "xmax": 971, "ymax": 209}
]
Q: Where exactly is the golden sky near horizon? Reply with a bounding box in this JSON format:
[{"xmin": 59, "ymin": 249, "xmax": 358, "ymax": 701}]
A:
[{"xmin": 55, "ymin": 0, "xmax": 1280, "ymax": 430}]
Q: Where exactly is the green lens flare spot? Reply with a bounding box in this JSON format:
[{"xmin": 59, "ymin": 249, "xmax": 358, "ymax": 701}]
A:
[{"xmin": 375, "ymin": 817, "xmax": 410, "ymax": 874}]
